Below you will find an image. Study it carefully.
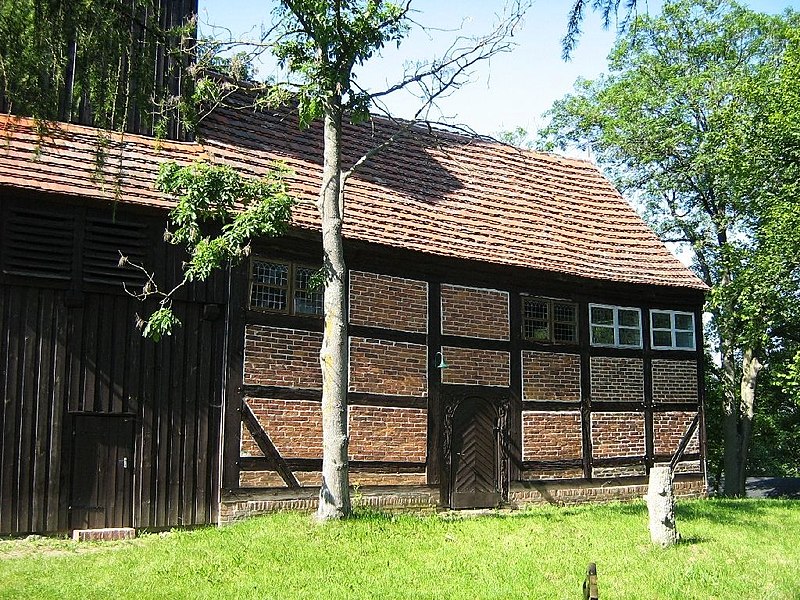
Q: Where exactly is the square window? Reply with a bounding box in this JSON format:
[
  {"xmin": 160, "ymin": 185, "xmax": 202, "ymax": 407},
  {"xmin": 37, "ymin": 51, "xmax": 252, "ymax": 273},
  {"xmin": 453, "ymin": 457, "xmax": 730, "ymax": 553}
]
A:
[
  {"xmin": 589, "ymin": 304, "xmax": 642, "ymax": 348},
  {"xmin": 650, "ymin": 310, "xmax": 696, "ymax": 350},
  {"xmin": 522, "ymin": 297, "xmax": 577, "ymax": 344},
  {"xmin": 250, "ymin": 259, "xmax": 322, "ymax": 317}
]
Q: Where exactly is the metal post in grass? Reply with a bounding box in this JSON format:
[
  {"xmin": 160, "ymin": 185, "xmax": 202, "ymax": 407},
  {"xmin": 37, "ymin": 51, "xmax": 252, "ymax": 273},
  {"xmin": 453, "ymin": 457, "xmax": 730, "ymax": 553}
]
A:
[{"xmin": 583, "ymin": 562, "xmax": 599, "ymax": 600}]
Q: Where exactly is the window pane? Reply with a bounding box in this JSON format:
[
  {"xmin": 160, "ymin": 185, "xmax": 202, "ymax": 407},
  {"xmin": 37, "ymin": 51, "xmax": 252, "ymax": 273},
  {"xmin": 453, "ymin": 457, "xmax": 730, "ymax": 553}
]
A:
[
  {"xmin": 651, "ymin": 311, "xmax": 671, "ymax": 329},
  {"xmin": 675, "ymin": 313, "xmax": 694, "ymax": 331},
  {"xmin": 590, "ymin": 306, "xmax": 613, "ymax": 325},
  {"xmin": 251, "ymin": 261, "xmax": 289, "ymax": 311},
  {"xmin": 554, "ymin": 321, "xmax": 576, "ymax": 342},
  {"xmin": 253, "ymin": 261, "xmax": 288, "ymax": 286},
  {"xmin": 251, "ymin": 285, "xmax": 287, "ymax": 310},
  {"xmin": 294, "ymin": 266, "xmax": 323, "ymax": 315},
  {"xmin": 524, "ymin": 299, "xmax": 548, "ymax": 321},
  {"xmin": 675, "ymin": 331, "xmax": 695, "ymax": 348},
  {"xmin": 618, "ymin": 309, "xmax": 640, "ymax": 327},
  {"xmin": 653, "ymin": 330, "xmax": 673, "ymax": 347},
  {"xmin": 591, "ymin": 326, "xmax": 614, "ymax": 345},
  {"xmin": 618, "ymin": 327, "xmax": 641, "ymax": 347},
  {"xmin": 553, "ymin": 302, "xmax": 576, "ymax": 323}
]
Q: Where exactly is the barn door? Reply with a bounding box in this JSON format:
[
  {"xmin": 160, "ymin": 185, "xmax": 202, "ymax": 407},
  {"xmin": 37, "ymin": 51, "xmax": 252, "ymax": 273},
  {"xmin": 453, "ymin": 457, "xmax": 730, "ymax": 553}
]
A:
[
  {"xmin": 449, "ymin": 397, "xmax": 501, "ymax": 509},
  {"xmin": 69, "ymin": 415, "xmax": 134, "ymax": 529}
]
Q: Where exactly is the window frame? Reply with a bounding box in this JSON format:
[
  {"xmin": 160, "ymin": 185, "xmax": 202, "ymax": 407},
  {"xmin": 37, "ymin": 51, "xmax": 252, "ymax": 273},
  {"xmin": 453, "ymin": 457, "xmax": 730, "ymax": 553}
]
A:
[
  {"xmin": 249, "ymin": 258, "xmax": 323, "ymax": 316},
  {"xmin": 650, "ymin": 309, "xmax": 696, "ymax": 351},
  {"xmin": 521, "ymin": 296, "xmax": 579, "ymax": 344},
  {"xmin": 588, "ymin": 303, "xmax": 643, "ymax": 349}
]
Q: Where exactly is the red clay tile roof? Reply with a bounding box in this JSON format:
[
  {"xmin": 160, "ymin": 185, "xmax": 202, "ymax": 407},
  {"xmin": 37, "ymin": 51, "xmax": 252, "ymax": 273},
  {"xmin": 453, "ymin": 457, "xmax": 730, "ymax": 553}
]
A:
[{"xmin": 0, "ymin": 111, "xmax": 707, "ymax": 290}]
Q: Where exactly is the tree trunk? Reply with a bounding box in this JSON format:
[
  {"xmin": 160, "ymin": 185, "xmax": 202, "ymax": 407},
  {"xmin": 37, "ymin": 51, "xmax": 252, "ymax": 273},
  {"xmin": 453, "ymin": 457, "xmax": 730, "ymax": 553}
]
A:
[
  {"xmin": 721, "ymin": 341, "xmax": 742, "ymax": 496},
  {"xmin": 646, "ymin": 466, "xmax": 679, "ymax": 547},
  {"xmin": 722, "ymin": 343, "xmax": 762, "ymax": 497},
  {"xmin": 315, "ymin": 96, "xmax": 351, "ymax": 521}
]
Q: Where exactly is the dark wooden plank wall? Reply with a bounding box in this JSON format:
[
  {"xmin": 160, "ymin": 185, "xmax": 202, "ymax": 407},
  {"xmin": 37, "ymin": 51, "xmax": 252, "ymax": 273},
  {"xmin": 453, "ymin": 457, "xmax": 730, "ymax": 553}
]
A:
[{"xmin": 0, "ymin": 194, "xmax": 226, "ymax": 534}]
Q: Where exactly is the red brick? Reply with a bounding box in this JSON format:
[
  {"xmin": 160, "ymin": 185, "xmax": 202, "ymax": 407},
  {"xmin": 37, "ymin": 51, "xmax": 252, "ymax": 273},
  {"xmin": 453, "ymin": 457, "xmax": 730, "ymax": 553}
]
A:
[
  {"xmin": 349, "ymin": 338, "xmax": 427, "ymax": 396},
  {"xmin": 522, "ymin": 411, "xmax": 582, "ymax": 461},
  {"xmin": 591, "ymin": 412, "xmax": 645, "ymax": 458},
  {"xmin": 441, "ymin": 284, "xmax": 509, "ymax": 340},
  {"xmin": 523, "ymin": 351, "xmax": 581, "ymax": 401},
  {"xmin": 349, "ymin": 271, "xmax": 427, "ymax": 333},
  {"xmin": 653, "ymin": 411, "xmax": 700, "ymax": 456},
  {"xmin": 244, "ymin": 326, "xmax": 322, "ymax": 389},
  {"xmin": 590, "ymin": 357, "xmax": 643, "ymax": 403},
  {"xmin": 441, "ymin": 347, "xmax": 509, "ymax": 386},
  {"xmin": 242, "ymin": 397, "xmax": 322, "ymax": 459},
  {"xmin": 652, "ymin": 360, "xmax": 698, "ymax": 403},
  {"xmin": 348, "ymin": 405, "xmax": 427, "ymax": 462}
]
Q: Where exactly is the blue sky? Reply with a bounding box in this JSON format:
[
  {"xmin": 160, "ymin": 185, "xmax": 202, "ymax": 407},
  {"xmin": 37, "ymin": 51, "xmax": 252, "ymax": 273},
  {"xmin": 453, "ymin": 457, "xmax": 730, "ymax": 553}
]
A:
[{"xmin": 199, "ymin": 1, "xmax": 799, "ymax": 138}]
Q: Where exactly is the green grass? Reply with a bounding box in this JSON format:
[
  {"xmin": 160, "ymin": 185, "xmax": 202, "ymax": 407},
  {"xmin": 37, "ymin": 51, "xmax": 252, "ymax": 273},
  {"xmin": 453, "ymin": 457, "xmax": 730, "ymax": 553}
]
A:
[{"xmin": 0, "ymin": 499, "xmax": 797, "ymax": 599}]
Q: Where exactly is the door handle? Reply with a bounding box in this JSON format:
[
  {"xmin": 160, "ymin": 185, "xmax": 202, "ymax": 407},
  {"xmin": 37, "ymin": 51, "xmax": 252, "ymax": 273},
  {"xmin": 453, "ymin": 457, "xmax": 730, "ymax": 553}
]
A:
[{"xmin": 120, "ymin": 457, "xmax": 128, "ymax": 469}]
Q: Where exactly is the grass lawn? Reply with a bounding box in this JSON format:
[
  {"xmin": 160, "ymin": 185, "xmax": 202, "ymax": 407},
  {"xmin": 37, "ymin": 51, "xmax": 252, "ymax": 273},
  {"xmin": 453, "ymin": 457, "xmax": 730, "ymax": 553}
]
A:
[{"xmin": 0, "ymin": 499, "xmax": 797, "ymax": 599}]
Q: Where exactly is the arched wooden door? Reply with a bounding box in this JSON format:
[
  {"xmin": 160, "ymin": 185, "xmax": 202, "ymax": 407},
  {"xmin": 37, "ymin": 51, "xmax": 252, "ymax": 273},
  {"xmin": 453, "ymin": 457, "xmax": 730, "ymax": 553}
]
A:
[{"xmin": 449, "ymin": 397, "xmax": 501, "ymax": 509}]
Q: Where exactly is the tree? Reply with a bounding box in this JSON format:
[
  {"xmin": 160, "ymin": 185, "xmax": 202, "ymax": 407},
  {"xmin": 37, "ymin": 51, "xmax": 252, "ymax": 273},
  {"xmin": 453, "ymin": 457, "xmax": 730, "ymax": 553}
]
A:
[
  {"xmin": 143, "ymin": 1, "xmax": 527, "ymax": 521},
  {"xmin": 540, "ymin": 0, "xmax": 800, "ymax": 495}
]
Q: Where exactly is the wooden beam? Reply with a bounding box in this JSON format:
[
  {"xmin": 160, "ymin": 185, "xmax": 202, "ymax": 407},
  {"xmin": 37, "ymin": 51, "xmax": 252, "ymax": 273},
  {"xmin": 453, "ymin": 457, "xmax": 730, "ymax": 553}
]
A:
[{"xmin": 240, "ymin": 401, "xmax": 300, "ymax": 489}]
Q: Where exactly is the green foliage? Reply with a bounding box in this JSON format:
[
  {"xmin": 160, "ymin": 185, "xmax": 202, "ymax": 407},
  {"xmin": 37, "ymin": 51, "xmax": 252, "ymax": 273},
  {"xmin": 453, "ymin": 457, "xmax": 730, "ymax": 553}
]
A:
[
  {"xmin": 0, "ymin": 0, "xmax": 191, "ymax": 135},
  {"xmin": 270, "ymin": 0, "xmax": 411, "ymax": 125},
  {"xmin": 133, "ymin": 161, "xmax": 294, "ymax": 339},
  {"xmin": 2, "ymin": 501, "xmax": 800, "ymax": 599}
]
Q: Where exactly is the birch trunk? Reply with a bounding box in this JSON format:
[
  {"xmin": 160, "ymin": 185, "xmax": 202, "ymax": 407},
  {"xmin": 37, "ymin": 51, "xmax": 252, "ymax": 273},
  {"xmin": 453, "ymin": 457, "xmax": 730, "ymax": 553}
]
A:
[
  {"xmin": 646, "ymin": 466, "xmax": 679, "ymax": 547},
  {"xmin": 316, "ymin": 97, "xmax": 351, "ymax": 520}
]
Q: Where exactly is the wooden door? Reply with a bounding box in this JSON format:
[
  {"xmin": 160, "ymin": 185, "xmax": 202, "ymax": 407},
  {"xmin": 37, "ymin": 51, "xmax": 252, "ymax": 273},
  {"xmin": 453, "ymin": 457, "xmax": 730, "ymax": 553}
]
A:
[
  {"xmin": 450, "ymin": 397, "xmax": 501, "ymax": 509},
  {"xmin": 69, "ymin": 415, "xmax": 134, "ymax": 529}
]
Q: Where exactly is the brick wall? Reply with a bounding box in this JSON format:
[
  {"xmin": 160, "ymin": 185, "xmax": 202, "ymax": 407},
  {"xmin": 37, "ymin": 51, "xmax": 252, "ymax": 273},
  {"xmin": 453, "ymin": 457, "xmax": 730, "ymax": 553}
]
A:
[
  {"xmin": 348, "ymin": 405, "xmax": 427, "ymax": 462},
  {"xmin": 242, "ymin": 397, "xmax": 322, "ymax": 458},
  {"xmin": 590, "ymin": 357, "xmax": 644, "ymax": 403},
  {"xmin": 349, "ymin": 271, "xmax": 427, "ymax": 333},
  {"xmin": 653, "ymin": 411, "xmax": 700, "ymax": 456},
  {"xmin": 244, "ymin": 326, "xmax": 322, "ymax": 389},
  {"xmin": 441, "ymin": 347, "xmax": 509, "ymax": 386},
  {"xmin": 522, "ymin": 352, "xmax": 581, "ymax": 401},
  {"xmin": 652, "ymin": 360, "xmax": 699, "ymax": 403},
  {"xmin": 521, "ymin": 411, "xmax": 582, "ymax": 461},
  {"xmin": 240, "ymin": 470, "xmax": 427, "ymax": 488},
  {"xmin": 349, "ymin": 337, "xmax": 427, "ymax": 396},
  {"xmin": 590, "ymin": 412, "xmax": 645, "ymax": 458},
  {"xmin": 441, "ymin": 284, "xmax": 509, "ymax": 340}
]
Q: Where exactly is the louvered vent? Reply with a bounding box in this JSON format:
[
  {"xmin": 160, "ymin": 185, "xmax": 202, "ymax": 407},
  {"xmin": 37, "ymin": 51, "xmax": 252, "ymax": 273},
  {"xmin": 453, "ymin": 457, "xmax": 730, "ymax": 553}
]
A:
[
  {"xmin": 82, "ymin": 217, "xmax": 148, "ymax": 286},
  {"xmin": 2, "ymin": 209, "xmax": 74, "ymax": 279}
]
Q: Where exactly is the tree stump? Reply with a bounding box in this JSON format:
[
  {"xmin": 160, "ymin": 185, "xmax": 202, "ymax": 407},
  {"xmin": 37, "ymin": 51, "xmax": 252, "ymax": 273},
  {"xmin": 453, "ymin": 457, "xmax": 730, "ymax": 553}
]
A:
[{"xmin": 646, "ymin": 466, "xmax": 679, "ymax": 547}]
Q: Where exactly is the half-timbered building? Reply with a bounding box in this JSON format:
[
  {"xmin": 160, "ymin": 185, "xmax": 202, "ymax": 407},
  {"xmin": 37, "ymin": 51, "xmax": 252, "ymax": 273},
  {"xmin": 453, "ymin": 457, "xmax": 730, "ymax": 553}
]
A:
[{"xmin": 0, "ymin": 94, "xmax": 707, "ymax": 534}]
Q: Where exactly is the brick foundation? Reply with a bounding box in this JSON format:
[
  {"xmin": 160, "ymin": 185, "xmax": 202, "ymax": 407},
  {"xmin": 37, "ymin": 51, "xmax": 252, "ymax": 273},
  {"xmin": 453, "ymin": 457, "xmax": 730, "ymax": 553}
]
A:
[
  {"xmin": 652, "ymin": 360, "xmax": 698, "ymax": 403},
  {"xmin": 441, "ymin": 284, "xmax": 509, "ymax": 340},
  {"xmin": 510, "ymin": 476, "xmax": 706, "ymax": 507},
  {"xmin": 441, "ymin": 347, "xmax": 509, "ymax": 386},
  {"xmin": 349, "ymin": 271, "xmax": 427, "ymax": 333},
  {"xmin": 244, "ymin": 326, "xmax": 322, "ymax": 389},
  {"xmin": 590, "ymin": 356, "xmax": 643, "ymax": 403},
  {"xmin": 239, "ymin": 471, "xmax": 427, "ymax": 488},
  {"xmin": 349, "ymin": 337, "xmax": 427, "ymax": 396},
  {"xmin": 522, "ymin": 351, "xmax": 581, "ymax": 401}
]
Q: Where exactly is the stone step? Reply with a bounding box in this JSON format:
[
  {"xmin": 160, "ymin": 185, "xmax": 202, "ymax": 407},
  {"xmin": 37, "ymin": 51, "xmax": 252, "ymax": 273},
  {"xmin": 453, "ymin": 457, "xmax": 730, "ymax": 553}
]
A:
[{"xmin": 72, "ymin": 527, "xmax": 136, "ymax": 542}]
